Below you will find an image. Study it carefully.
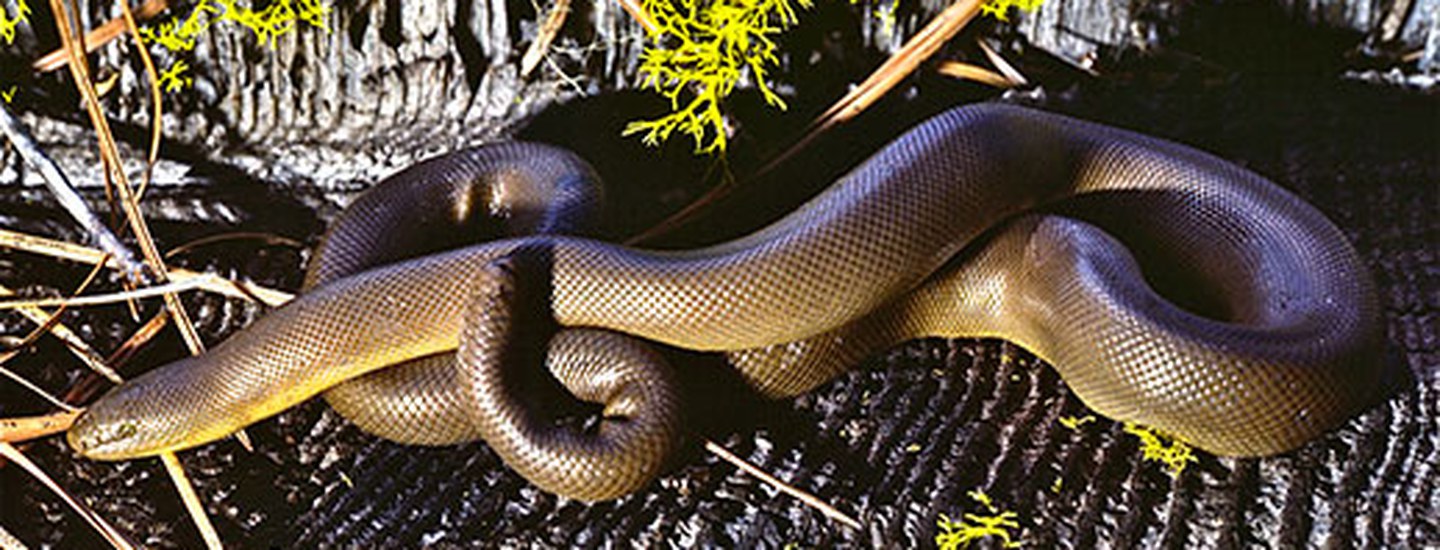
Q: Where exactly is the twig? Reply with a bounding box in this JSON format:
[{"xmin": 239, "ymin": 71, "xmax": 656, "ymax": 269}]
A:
[
  {"xmin": 0, "ymin": 283, "xmax": 122, "ymax": 383},
  {"xmin": 936, "ymin": 61, "xmax": 1013, "ymax": 88},
  {"xmin": 0, "ymin": 277, "xmax": 214, "ymax": 308},
  {"xmin": 50, "ymin": 0, "xmax": 207, "ymax": 355},
  {"xmin": 704, "ymin": 439, "xmax": 863, "ymax": 530},
  {"xmin": 770, "ymin": 0, "xmax": 986, "ymax": 171},
  {"xmin": 31, "ymin": 0, "xmax": 170, "ymax": 73},
  {"xmin": 0, "ymin": 364, "xmax": 82, "ymax": 412},
  {"xmin": 0, "ymin": 410, "xmax": 82, "ymax": 442},
  {"xmin": 0, "ymin": 442, "xmax": 136, "ymax": 550},
  {"xmin": 160, "ymin": 452, "xmax": 222, "ymax": 550},
  {"xmin": 0, "ymin": 104, "xmax": 145, "ymax": 281},
  {"xmin": 616, "ymin": 0, "xmax": 658, "ymax": 34},
  {"xmin": 0, "ymin": 228, "xmax": 294, "ymax": 306},
  {"xmin": 975, "ymin": 38, "xmax": 1027, "ymax": 86},
  {"xmin": 0, "ymin": 523, "xmax": 31, "ymax": 550},
  {"xmin": 521, "ymin": 0, "xmax": 572, "ymax": 78},
  {"xmin": 118, "ymin": 0, "xmax": 166, "ymax": 199},
  {"xmin": 629, "ymin": 0, "xmax": 988, "ymax": 243}
]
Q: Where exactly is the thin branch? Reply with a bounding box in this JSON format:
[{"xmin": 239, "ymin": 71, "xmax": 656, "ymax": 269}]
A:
[
  {"xmin": 704, "ymin": 439, "xmax": 863, "ymax": 531},
  {"xmin": 0, "ymin": 103, "xmax": 145, "ymax": 281},
  {"xmin": 521, "ymin": 0, "xmax": 573, "ymax": 78},
  {"xmin": 160, "ymin": 452, "xmax": 222, "ymax": 550},
  {"xmin": 770, "ymin": 0, "xmax": 986, "ymax": 170},
  {"xmin": 0, "ymin": 442, "xmax": 136, "ymax": 550},
  {"xmin": 975, "ymin": 38, "xmax": 1027, "ymax": 86},
  {"xmin": 629, "ymin": 0, "xmax": 988, "ymax": 243},
  {"xmin": 31, "ymin": 0, "xmax": 170, "ymax": 73},
  {"xmin": 0, "ymin": 410, "xmax": 82, "ymax": 442},
  {"xmin": 0, "ymin": 228, "xmax": 294, "ymax": 306},
  {"xmin": 936, "ymin": 61, "xmax": 1013, "ymax": 88},
  {"xmin": 0, "ymin": 277, "xmax": 214, "ymax": 308},
  {"xmin": 0, "ymin": 282, "xmax": 121, "ymax": 383},
  {"xmin": 0, "ymin": 363, "xmax": 81, "ymax": 412}
]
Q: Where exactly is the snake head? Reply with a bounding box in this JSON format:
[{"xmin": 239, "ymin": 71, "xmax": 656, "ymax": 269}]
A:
[{"xmin": 68, "ymin": 362, "xmax": 211, "ymax": 460}]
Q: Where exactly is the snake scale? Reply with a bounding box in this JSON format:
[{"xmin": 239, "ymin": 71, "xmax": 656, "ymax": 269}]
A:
[{"xmin": 67, "ymin": 104, "xmax": 1383, "ymax": 501}]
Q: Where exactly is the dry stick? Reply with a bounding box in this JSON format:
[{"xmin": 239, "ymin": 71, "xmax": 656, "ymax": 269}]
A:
[
  {"xmin": 616, "ymin": 0, "xmax": 659, "ymax": 34},
  {"xmin": 975, "ymin": 38, "xmax": 1027, "ymax": 86},
  {"xmin": 704, "ymin": 439, "xmax": 863, "ymax": 530},
  {"xmin": 160, "ymin": 452, "xmax": 222, "ymax": 550},
  {"xmin": 0, "ymin": 442, "xmax": 137, "ymax": 550},
  {"xmin": 0, "ymin": 283, "xmax": 121, "ymax": 383},
  {"xmin": 935, "ymin": 60, "xmax": 1013, "ymax": 88},
  {"xmin": 118, "ymin": 0, "xmax": 166, "ymax": 199},
  {"xmin": 0, "ymin": 228, "xmax": 294, "ymax": 306},
  {"xmin": 32, "ymin": 0, "xmax": 170, "ymax": 73},
  {"xmin": 765, "ymin": 0, "xmax": 986, "ymax": 173},
  {"xmin": 0, "ymin": 104, "xmax": 145, "ymax": 281},
  {"xmin": 0, "ymin": 278, "xmax": 216, "ymax": 308},
  {"xmin": 520, "ymin": 0, "xmax": 573, "ymax": 78},
  {"xmin": 49, "ymin": 0, "xmax": 206, "ymax": 355},
  {"xmin": 627, "ymin": 0, "xmax": 987, "ymax": 244},
  {"xmin": 48, "ymin": 1, "xmax": 224, "ymax": 545},
  {"xmin": 0, "ymin": 363, "xmax": 81, "ymax": 412},
  {"xmin": 0, "ymin": 410, "xmax": 82, "ymax": 443}
]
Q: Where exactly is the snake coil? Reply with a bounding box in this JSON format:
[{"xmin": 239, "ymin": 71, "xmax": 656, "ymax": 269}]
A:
[{"xmin": 69, "ymin": 104, "xmax": 1383, "ymax": 501}]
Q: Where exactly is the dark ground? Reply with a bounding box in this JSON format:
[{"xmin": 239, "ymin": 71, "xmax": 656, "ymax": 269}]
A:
[{"xmin": 1, "ymin": 33, "xmax": 1438, "ymax": 550}]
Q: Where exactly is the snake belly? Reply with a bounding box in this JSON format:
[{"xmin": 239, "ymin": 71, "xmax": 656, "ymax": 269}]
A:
[{"xmin": 67, "ymin": 104, "xmax": 1383, "ymax": 500}]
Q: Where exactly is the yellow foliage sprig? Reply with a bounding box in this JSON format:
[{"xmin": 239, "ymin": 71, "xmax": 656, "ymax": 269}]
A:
[
  {"xmin": 1123, "ymin": 422, "xmax": 1198, "ymax": 478},
  {"xmin": 139, "ymin": 0, "xmax": 331, "ymax": 93},
  {"xmin": 1, "ymin": 0, "xmax": 30, "ymax": 44},
  {"xmin": 935, "ymin": 490, "xmax": 1023, "ymax": 549},
  {"xmin": 624, "ymin": 0, "xmax": 812, "ymax": 154},
  {"xmin": 978, "ymin": 0, "xmax": 1042, "ymax": 21}
]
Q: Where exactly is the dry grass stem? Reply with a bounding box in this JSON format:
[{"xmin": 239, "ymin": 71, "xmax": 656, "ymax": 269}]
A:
[
  {"xmin": 0, "ymin": 277, "xmax": 216, "ymax": 309},
  {"xmin": 0, "ymin": 410, "xmax": 82, "ymax": 442},
  {"xmin": 772, "ymin": 0, "xmax": 985, "ymax": 169},
  {"xmin": 50, "ymin": 0, "xmax": 207, "ymax": 355},
  {"xmin": 975, "ymin": 38, "xmax": 1027, "ymax": 86},
  {"xmin": 0, "ymin": 442, "xmax": 136, "ymax": 550},
  {"xmin": 616, "ymin": 0, "xmax": 659, "ymax": 34},
  {"xmin": 32, "ymin": 0, "xmax": 170, "ymax": 72},
  {"xmin": 704, "ymin": 439, "xmax": 863, "ymax": 530},
  {"xmin": 118, "ymin": 0, "xmax": 166, "ymax": 197},
  {"xmin": 521, "ymin": 0, "xmax": 572, "ymax": 78},
  {"xmin": 160, "ymin": 452, "xmax": 223, "ymax": 550},
  {"xmin": 936, "ymin": 61, "xmax": 1013, "ymax": 88},
  {"xmin": 0, "ymin": 104, "xmax": 144, "ymax": 279},
  {"xmin": 0, "ymin": 228, "xmax": 294, "ymax": 306},
  {"xmin": 0, "ymin": 364, "xmax": 81, "ymax": 412},
  {"xmin": 0, "ymin": 283, "xmax": 121, "ymax": 382}
]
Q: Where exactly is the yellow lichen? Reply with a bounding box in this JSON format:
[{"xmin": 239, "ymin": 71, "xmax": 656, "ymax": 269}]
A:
[
  {"xmin": 935, "ymin": 490, "xmax": 1023, "ymax": 549},
  {"xmin": 979, "ymin": 0, "xmax": 1043, "ymax": 21},
  {"xmin": 139, "ymin": 0, "xmax": 330, "ymax": 93},
  {"xmin": 1058, "ymin": 414, "xmax": 1096, "ymax": 431},
  {"xmin": 1123, "ymin": 422, "xmax": 1198, "ymax": 478},
  {"xmin": 157, "ymin": 61, "xmax": 195, "ymax": 92},
  {"xmin": 1, "ymin": 0, "xmax": 29, "ymax": 44},
  {"xmin": 624, "ymin": 0, "xmax": 811, "ymax": 154}
]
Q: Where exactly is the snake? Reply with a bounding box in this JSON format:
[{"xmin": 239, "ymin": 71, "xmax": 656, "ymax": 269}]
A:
[{"xmin": 66, "ymin": 104, "xmax": 1383, "ymax": 501}]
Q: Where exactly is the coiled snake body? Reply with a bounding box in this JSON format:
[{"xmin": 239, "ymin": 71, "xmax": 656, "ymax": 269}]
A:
[{"xmin": 68, "ymin": 104, "xmax": 1382, "ymax": 501}]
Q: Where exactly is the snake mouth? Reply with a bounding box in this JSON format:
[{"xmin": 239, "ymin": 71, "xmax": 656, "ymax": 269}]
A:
[{"xmin": 66, "ymin": 411, "xmax": 140, "ymax": 460}]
